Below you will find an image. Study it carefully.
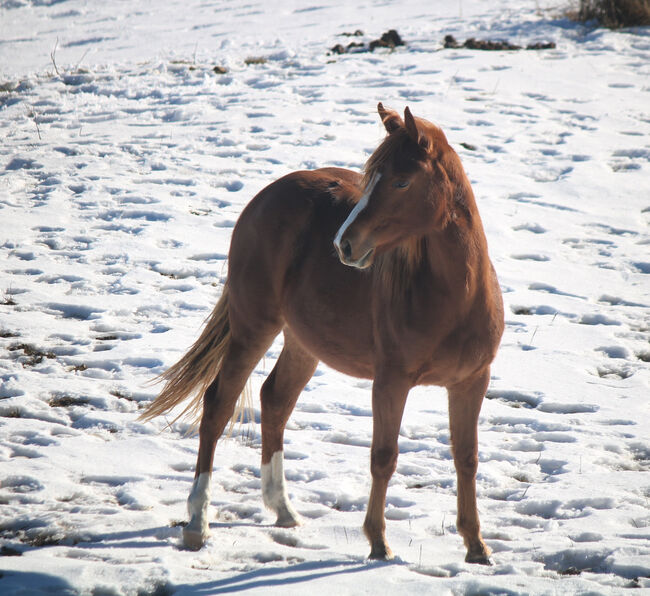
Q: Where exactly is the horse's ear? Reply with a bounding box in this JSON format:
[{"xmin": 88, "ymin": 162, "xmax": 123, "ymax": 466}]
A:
[
  {"xmin": 378, "ymin": 102, "xmax": 402, "ymax": 134},
  {"xmin": 404, "ymin": 106, "xmax": 430, "ymax": 152}
]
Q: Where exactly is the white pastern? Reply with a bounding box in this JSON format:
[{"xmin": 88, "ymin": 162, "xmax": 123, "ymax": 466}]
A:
[
  {"xmin": 261, "ymin": 451, "xmax": 302, "ymax": 527},
  {"xmin": 183, "ymin": 472, "xmax": 212, "ymax": 548},
  {"xmin": 334, "ymin": 172, "xmax": 381, "ymax": 249}
]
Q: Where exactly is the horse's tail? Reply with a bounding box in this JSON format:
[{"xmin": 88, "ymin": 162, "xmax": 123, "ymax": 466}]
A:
[{"xmin": 140, "ymin": 284, "xmax": 235, "ymax": 429}]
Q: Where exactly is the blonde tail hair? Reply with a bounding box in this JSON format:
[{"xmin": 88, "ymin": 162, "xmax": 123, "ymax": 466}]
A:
[{"xmin": 140, "ymin": 284, "xmax": 248, "ymax": 430}]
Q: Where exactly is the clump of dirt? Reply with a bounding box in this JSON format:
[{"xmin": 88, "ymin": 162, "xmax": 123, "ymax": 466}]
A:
[
  {"xmin": 330, "ymin": 29, "xmax": 405, "ymax": 55},
  {"xmin": 49, "ymin": 395, "xmax": 90, "ymax": 408},
  {"xmin": 443, "ymin": 34, "xmax": 555, "ymax": 51},
  {"xmin": 369, "ymin": 29, "xmax": 405, "ymax": 51},
  {"xmin": 244, "ymin": 56, "xmax": 267, "ymax": 66},
  {"xmin": 7, "ymin": 343, "xmax": 56, "ymax": 367}
]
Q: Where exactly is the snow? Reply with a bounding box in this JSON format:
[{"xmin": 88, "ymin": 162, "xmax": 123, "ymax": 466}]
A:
[{"xmin": 1, "ymin": 0, "xmax": 649, "ymax": 594}]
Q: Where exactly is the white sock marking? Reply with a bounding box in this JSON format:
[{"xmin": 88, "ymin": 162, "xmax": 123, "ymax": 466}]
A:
[
  {"xmin": 334, "ymin": 173, "xmax": 381, "ymax": 249},
  {"xmin": 185, "ymin": 472, "xmax": 211, "ymax": 539},
  {"xmin": 261, "ymin": 451, "xmax": 301, "ymax": 525}
]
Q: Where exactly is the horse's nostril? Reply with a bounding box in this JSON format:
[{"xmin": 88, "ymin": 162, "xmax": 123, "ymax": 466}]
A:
[{"xmin": 341, "ymin": 239, "xmax": 352, "ymax": 260}]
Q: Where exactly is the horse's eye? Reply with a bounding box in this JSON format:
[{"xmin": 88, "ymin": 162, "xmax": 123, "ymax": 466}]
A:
[{"xmin": 394, "ymin": 180, "xmax": 410, "ymax": 189}]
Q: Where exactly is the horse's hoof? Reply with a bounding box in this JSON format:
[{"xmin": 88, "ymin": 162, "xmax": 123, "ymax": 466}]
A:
[
  {"xmin": 368, "ymin": 545, "xmax": 394, "ymax": 561},
  {"xmin": 183, "ymin": 527, "xmax": 208, "ymax": 551},
  {"xmin": 275, "ymin": 515, "xmax": 302, "ymax": 528},
  {"xmin": 465, "ymin": 552, "xmax": 493, "ymax": 565}
]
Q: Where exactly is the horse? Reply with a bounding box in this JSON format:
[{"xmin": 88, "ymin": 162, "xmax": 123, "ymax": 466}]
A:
[{"xmin": 141, "ymin": 103, "xmax": 504, "ymax": 564}]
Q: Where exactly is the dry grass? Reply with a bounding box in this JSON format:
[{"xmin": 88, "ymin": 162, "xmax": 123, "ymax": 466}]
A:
[{"xmin": 570, "ymin": 0, "xmax": 650, "ymax": 27}]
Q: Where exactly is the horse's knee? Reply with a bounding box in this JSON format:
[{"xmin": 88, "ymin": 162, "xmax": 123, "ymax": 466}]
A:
[
  {"xmin": 370, "ymin": 446, "xmax": 398, "ymax": 479},
  {"xmin": 453, "ymin": 448, "xmax": 478, "ymax": 476}
]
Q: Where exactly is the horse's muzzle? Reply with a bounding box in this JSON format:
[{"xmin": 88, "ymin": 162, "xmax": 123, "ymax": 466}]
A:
[{"xmin": 335, "ymin": 238, "xmax": 375, "ymax": 269}]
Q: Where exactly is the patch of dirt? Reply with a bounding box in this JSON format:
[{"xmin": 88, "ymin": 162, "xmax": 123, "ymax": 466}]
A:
[
  {"xmin": 7, "ymin": 343, "xmax": 56, "ymax": 367},
  {"xmin": 443, "ymin": 35, "xmax": 555, "ymax": 51},
  {"xmin": 330, "ymin": 29, "xmax": 405, "ymax": 55}
]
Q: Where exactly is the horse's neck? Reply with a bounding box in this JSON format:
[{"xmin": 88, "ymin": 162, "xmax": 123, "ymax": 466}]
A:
[
  {"xmin": 430, "ymin": 182, "xmax": 488, "ymax": 291},
  {"xmin": 374, "ymin": 217, "xmax": 486, "ymax": 302}
]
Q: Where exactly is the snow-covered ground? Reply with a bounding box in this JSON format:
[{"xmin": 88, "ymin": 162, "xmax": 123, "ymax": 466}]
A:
[{"xmin": 1, "ymin": 1, "xmax": 649, "ymax": 594}]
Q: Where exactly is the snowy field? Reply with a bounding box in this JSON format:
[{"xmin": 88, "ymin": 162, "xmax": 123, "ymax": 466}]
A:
[{"xmin": 1, "ymin": 0, "xmax": 649, "ymax": 594}]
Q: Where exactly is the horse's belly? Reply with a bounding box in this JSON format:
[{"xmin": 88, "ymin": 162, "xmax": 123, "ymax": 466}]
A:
[
  {"xmin": 282, "ymin": 268, "xmax": 376, "ymax": 380},
  {"xmin": 298, "ymin": 335, "xmax": 374, "ymax": 379}
]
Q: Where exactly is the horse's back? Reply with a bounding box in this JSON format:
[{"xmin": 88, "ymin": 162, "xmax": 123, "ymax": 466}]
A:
[
  {"xmin": 229, "ymin": 167, "xmax": 360, "ymax": 278},
  {"xmin": 226, "ymin": 168, "xmax": 365, "ymax": 333}
]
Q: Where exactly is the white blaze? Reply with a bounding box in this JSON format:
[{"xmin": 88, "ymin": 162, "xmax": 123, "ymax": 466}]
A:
[{"xmin": 334, "ymin": 172, "xmax": 381, "ymax": 249}]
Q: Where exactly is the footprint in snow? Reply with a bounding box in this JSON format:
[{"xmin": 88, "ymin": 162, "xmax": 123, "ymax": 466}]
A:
[
  {"xmin": 513, "ymin": 222, "xmax": 547, "ymax": 234},
  {"xmin": 579, "ymin": 313, "xmax": 621, "ymax": 326},
  {"xmin": 485, "ymin": 390, "xmax": 541, "ymax": 409},
  {"xmin": 44, "ymin": 302, "xmax": 105, "ymax": 320},
  {"xmin": 511, "ymin": 253, "xmax": 550, "ymax": 262},
  {"xmin": 610, "ymin": 148, "xmax": 650, "ymax": 172},
  {"xmin": 508, "ymin": 192, "xmax": 579, "ymax": 213},
  {"xmin": 537, "ymin": 402, "xmax": 598, "ymax": 414},
  {"xmin": 98, "ymin": 208, "xmax": 172, "ymax": 222}
]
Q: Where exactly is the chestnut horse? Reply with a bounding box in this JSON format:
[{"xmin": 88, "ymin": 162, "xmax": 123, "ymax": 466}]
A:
[{"xmin": 142, "ymin": 103, "xmax": 504, "ymax": 564}]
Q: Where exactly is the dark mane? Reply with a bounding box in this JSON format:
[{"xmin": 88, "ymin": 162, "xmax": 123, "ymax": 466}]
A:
[{"xmin": 373, "ymin": 236, "xmax": 427, "ymax": 299}]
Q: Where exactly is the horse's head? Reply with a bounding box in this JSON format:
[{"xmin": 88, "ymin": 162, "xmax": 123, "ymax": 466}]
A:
[{"xmin": 334, "ymin": 103, "xmax": 457, "ymax": 269}]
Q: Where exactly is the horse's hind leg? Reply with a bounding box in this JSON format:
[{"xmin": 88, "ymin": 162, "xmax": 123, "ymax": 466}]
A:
[
  {"xmin": 184, "ymin": 331, "xmax": 278, "ymax": 550},
  {"xmin": 447, "ymin": 368, "xmax": 492, "ymax": 565},
  {"xmin": 260, "ymin": 329, "xmax": 318, "ymax": 527}
]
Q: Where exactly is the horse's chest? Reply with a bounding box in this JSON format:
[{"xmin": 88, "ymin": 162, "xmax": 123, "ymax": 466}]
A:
[{"xmin": 374, "ymin": 297, "xmax": 488, "ymax": 386}]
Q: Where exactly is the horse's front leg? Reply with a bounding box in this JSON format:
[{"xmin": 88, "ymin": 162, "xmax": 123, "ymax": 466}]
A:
[
  {"xmin": 363, "ymin": 370, "xmax": 411, "ymax": 560},
  {"xmin": 447, "ymin": 368, "xmax": 492, "ymax": 564}
]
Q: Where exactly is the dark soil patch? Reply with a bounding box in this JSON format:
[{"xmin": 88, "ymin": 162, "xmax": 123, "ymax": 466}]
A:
[
  {"xmin": 330, "ymin": 29, "xmax": 405, "ymax": 55},
  {"xmin": 49, "ymin": 395, "xmax": 90, "ymax": 408},
  {"xmin": 7, "ymin": 343, "xmax": 56, "ymax": 367},
  {"xmin": 443, "ymin": 35, "xmax": 555, "ymax": 51},
  {"xmin": 244, "ymin": 56, "xmax": 267, "ymax": 66}
]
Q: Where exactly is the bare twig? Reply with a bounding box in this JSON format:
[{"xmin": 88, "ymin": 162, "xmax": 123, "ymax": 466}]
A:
[
  {"xmin": 74, "ymin": 49, "xmax": 90, "ymax": 71},
  {"xmin": 50, "ymin": 38, "xmax": 61, "ymax": 77},
  {"xmin": 27, "ymin": 107, "xmax": 42, "ymax": 140}
]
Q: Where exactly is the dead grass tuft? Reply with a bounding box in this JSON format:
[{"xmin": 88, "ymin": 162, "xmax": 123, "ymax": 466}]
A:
[{"xmin": 569, "ymin": 0, "xmax": 650, "ymax": 28}]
